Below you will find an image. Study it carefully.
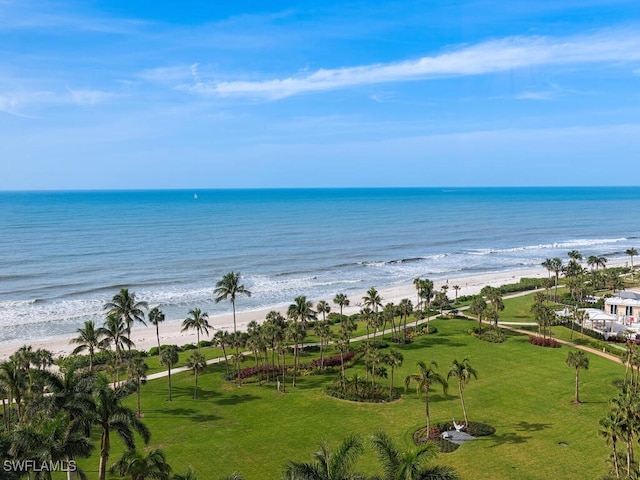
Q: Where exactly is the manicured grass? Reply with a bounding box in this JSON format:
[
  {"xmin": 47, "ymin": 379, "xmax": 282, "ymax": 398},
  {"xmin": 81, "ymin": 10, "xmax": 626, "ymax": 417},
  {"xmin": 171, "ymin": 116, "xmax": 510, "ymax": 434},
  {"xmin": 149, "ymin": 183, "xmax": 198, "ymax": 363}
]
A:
[{"xmin": 74, "ymin": 315, "xmax": 622, "ymax": 480}]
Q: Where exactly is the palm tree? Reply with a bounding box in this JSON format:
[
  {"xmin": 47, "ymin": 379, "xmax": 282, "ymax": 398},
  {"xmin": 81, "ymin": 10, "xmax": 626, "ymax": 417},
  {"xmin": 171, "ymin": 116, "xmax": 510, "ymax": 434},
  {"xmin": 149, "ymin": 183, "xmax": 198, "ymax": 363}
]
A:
[
  {"xmin": 385, "ymin": 350, "xmax": 404, "ymax": 400},
  {"xmin": 597, "ymin": 256, "xmax": 608, "ymax": 271},
  {"xmin": 626, "ymin": 248, "xmax": 638, "ymax": 281},
  {"xmin": 98, "ymin": 314, "xmax": 135, "ymax": 384},
  {"xmin": 550, "ymin": 257, "xmax": 563, "ymax": 301},
  {"xmin": 286, "ymin": 321, "xmax": 306, "ymax": 387},
  {"xmin": 481, "ymin": 286, "xmax": 504, "ymax": 327},
  {"xmin": 283, "ymin": 434, "xmax": 365, "ymax": 480},
  {"xmin": 172, "ymin": 467, "xmax": 200, "ymax": 480},
  {"xmin": 568, "ymin": 250, "xmax": 583, "ymax": 263},
  {"xmin": 9, "ymin": 412, "xmax": 94, "ymax": 480},
  {"xmin": 333, "ymin": 293, "xmax": 350, "ymax": 325},
  {"xmin": 159, "ymin": 346, "xmax": 179, "ymax": 402},
  {"xmin": 181, "ymin": 308, "xmax": 211, "ymax": 353},
  {"xmin": 148, "ymin": 307, "xmax": 165, "ymax": 351},
  {"xmin": 587, "ymin": 255, "xmax": 599, "ymax": 271},
  {"xmin": 316, "ymin": 300, "xmax": 331, "ymax": 322},
  {"xmin": 404, "ymin": 361, "xmax": 448, "ymax": 434},
  {"xmin": 452, "ymin": 285, "xmax": 460, "ymax": 303},
  {"xmin": 287, "ymin": 295, "xmax": 317, "ymax": 355},
  {"xmin": 566, "ymin": 351, "xmax": 589, "ymax": 404},
  {"xmin": 104, "ymin": 288, "xmax": 148, "ymax": 346},
  {"xmin": 599, "ymin": 411, "xmax": 622, "ymax": 479},
  {"xmin": 213, "ymin": 271, "xmax": 251, "ymax": 338},
  {"xmin": 363, "ymin": 287, "xmax": 383, "ymax": 319},
  {"xmin": 70, "ymin": 320, "xmax": 102, "ymax": 371},
  {"xmin": 370, "ymin": 430, "xmax": 459, "ymax": 480},
  {"xmin": 127, "ymin": 356, "xmax": 148, "ymax": 418},
  {"xmin": 110, "ymin": 448, "xmax": 172, "ymax": 480},
  {"xmin": 213, "ymin": 330, "xmax": 231, "ymax": 376},
  {"xmin": 469, "ymin": 296, "xmax": 487, "ymax": 332},
  {"xmin": 93, "ymin": 377, "xmax": 151, "ymax": 480},
  {"xmin": 447, "ymin": 358, "xmax": 478, "ymax": 426},
  {"xmin": 187, "ymin": 352, "xmax": 207, "ymax": 399}
]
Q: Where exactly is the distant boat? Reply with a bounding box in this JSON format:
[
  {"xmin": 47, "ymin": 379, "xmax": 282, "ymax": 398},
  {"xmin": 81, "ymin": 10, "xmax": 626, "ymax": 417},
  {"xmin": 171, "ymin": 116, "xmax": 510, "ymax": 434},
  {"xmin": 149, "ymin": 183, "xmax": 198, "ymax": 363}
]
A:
[{"xmin": 194, "ymin": 193, "xmax": 198, "ymax": 200}]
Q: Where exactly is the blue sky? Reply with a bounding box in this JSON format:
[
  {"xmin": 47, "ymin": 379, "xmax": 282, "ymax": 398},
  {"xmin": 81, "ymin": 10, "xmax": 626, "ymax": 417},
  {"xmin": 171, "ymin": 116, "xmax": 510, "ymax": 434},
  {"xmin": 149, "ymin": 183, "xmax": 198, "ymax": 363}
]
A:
[{"xmin": 1, "ymin": 0, "xmax": 640, "ymax": 189}]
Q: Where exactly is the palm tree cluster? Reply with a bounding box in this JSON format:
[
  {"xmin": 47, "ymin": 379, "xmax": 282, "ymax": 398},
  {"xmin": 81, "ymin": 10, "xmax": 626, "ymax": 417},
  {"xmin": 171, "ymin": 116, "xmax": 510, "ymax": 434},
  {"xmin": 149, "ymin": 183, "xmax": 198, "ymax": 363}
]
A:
[
  {"xmin": 404, "ymin": 359, "xmax": 477, "ymax": 435},
  {"xmin": 0, "ymin": 345, "xmax": 151, "ymax": 480},
  {"xmin": 284, "ymin": 431, "xmax": 458, "ymax": 480}
]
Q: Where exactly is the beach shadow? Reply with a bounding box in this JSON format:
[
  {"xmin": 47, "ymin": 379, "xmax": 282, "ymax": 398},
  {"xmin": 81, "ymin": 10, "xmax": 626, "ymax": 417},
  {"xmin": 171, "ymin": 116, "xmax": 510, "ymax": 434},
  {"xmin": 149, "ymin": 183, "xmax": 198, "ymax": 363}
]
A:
[
  {"xmin": 515, "ymin": 421, "xmax": 552, "ymax": 432},
  {"xmin": 190, "ymin": 413, "xmax": 221, "ymax": 423}
]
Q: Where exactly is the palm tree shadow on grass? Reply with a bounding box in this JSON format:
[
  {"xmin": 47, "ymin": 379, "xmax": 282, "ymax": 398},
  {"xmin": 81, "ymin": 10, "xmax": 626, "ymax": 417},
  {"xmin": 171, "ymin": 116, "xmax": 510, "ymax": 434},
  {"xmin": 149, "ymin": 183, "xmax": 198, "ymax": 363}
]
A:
[
  {"xmin": 515, "ymin": 421, "xmax": 552, "ymax": 432},
  {"xmin": 488, "ymin": 432, "xmax": 531, "ymax": 447},
  {"xmin": 214, "ymin": 393, "xmax": 261, "ymax": 406}
]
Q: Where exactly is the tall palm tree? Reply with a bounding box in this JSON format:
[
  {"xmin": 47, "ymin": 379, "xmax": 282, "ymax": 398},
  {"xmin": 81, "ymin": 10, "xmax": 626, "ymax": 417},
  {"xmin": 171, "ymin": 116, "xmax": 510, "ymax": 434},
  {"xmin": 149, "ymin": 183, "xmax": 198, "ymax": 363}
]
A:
[
  {"xmin": 333, "ymin": 294, "xmax": 350, "ymax": 325},
  {"xmin": 568, "ymin": 250, "xmax": 583, "ymax": 263},
  {"xmin": 541, "ymin": 258, "xmax": 554, "ymax": 279},
  {"xmin": 287, "ymin": 295, "xmax": 317, "ymax": 355},
  {"xmin": 70, "ymin": 320, "xmax": 102, "ymax": 371},
  {"xmin": 404, "ymin": 361, "xmax": 448, "ymax": 434},
  {"xmin": 93, "ymin": 377, "xmax": 151, "ymax": 480},
  {"xmin": 110, "ymin": 448, "xmax": 172, "ymax": 480},
  {"xmin": 316, "ymin": 300, "xmax": 331, "ymax": 322},
  {"xmin": 447, "ymin": 358, "xmax": 478, "ymax": 426},
  {"xmin": 370, "ymin": 430, "xmax": 459, "ymax": 480},
  {"xmin": 363, "ymin": 287, "xmax": 383, "ymax": 319},
  {"xmin": 452, "ymin": 285, "xmax": 460, "ymax": 303},
  {"xmin": 283, "ymin": 434, "xmax": 365, "ymax": 480},
  {"xmin": 587, "ymin": 255, "xmax": 599, "ymax": 271},
  {"xmin": 159, "ymin": 346, "xmax": 179, "ymax": 402},
  {"xmin": 213, "ymin": 271, "xmax": 251, "ymax": 338},
  {"xmin": 566, "ymin": 351, "xmax": 589, "ymax": 404},
  {"xmin": 550, "ymin": 257, "xmax": 564, "ymax": 301},
  {"xmin": 597, "ymin": 256, "xmax": 608, "ymax": 271},
  {"xmin": 187, "ymin": 352, "xmax": 207, "ymax": 399},
  {"xmin": 181, "ymin": 308, "xmax": 211, "ymax": 352},
  {"xmin": 286, "ymin": 321, "xmax": 306, "ymax": 387},
  {"xmin": 626, "ymin": 247, "xmax": 638, "ymax": 281},
  {"xmin": 104, "ymin": 288, "xmax": 148, "ymax": 346},
  {"xmin": 148, "ymin": 307, "xmax": 165, "ymax": 351},
  {"xmin": 127, "ymin": 357, "xmax": 148, "ymax": 418}
]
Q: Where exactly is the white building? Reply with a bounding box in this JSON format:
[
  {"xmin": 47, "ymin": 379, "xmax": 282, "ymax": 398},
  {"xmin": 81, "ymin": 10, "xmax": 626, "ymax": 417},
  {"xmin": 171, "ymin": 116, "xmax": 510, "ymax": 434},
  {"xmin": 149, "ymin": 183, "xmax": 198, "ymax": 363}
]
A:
[{"xmin": 604, "ymin": 290, "xmax": 640, "ymax": 326}]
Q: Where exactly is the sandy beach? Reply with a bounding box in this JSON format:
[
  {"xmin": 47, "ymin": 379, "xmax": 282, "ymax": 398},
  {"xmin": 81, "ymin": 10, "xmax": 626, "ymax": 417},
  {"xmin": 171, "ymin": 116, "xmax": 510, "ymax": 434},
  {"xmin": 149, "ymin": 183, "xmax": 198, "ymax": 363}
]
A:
[
  {"xmin": 0, "ymin": 265, "xmax": 549, "ymax": 360},
  {"xmin": 0, "ymin": 259, "xmax": 629, "ymax": 361}
]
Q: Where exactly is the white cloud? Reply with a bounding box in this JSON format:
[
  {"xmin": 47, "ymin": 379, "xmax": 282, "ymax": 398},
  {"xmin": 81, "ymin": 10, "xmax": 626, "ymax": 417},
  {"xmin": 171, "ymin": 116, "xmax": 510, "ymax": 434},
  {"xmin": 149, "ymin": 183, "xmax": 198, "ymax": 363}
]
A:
[
  {"xmin": 67, "ymin": 88, "xmax": 117, "ymax": 106},
  {"xmin": 189, "ymin": 29, "xmax": 640, "ymax": 99}
]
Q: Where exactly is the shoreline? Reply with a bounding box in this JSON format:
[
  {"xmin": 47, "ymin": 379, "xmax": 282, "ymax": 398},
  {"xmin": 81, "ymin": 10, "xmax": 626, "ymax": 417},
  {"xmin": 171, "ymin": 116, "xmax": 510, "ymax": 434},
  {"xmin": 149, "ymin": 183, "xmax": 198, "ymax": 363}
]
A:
[{"xmin": 0, "ymin": 260, "xmax": 628, "ymax": 361}]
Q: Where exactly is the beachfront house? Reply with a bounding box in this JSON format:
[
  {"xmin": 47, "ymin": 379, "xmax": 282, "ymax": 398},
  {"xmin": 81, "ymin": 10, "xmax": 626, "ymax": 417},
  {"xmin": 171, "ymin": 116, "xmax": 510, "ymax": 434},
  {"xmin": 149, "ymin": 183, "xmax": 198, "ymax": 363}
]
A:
[{"xmin": 604, "ymin": 290, "xmax": 640, "ymax": 326}]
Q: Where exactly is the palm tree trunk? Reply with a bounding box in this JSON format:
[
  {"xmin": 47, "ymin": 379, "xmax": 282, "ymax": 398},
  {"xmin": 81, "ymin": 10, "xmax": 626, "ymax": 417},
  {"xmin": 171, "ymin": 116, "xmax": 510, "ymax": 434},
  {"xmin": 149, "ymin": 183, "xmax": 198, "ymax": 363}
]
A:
[
  {"xmin": 137, "ymin": 381, "xmax": 142, "ymax": 417},
  {"xmin": 168, "ymin": 367, "xmax": 172, "ymax": 401},
  {"xmin": 221, "ymin": 344, "xmax": 229, "ymax": 375},
  {"xmin": 292, "ymin": 343, "xmax": 298, "ymax": 387},
  {"xmin": 425, "ymin": 390, "xmax": 431, "ymax": 434},
  {"xmin": 156, "ymin": 324, "xmax": 161, "ymax": 350},
  {"xmin": 99, "ymin": 427, "xmax": 110, "ymax": 480},
  {"xmin": 389, "ymin": 368, "xmax": 394, "ymax": 399},
  {"xmin": 459, "ymin": 382, "xmax": 469, "ymax": 425},
  {"xmin": 281, "ymin": 350, "xmax": 286, "ymax": 393},
  {"xmin": 67, "ymin": 456, "xmax": 75, "ymax": 480},
  {"xmin": 575, "ymin": 371, "xmax": 580, "ymax": 403},
  {"xmin": 1, "ymin": 397, "xmax": 7, "ymax": 431},
  {"xmin": 194, "ymin": 369, "xmax": 199, "ymax": 399}
]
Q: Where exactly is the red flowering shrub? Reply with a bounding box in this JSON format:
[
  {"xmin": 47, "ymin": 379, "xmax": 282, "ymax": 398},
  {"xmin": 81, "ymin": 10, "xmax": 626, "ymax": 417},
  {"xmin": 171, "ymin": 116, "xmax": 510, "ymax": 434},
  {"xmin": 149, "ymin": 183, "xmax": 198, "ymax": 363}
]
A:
[{"xmin": 529, "ymin": 336, "xmax": 561, "ymax": 348}]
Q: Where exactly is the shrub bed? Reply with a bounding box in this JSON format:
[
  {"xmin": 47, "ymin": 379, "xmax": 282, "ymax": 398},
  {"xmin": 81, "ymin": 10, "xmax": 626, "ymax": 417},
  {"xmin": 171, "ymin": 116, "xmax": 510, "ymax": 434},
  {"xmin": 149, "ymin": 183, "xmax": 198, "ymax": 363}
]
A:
[{"xmin": 529, "ymin": 337, "xmax": 561, "ymax": 348}]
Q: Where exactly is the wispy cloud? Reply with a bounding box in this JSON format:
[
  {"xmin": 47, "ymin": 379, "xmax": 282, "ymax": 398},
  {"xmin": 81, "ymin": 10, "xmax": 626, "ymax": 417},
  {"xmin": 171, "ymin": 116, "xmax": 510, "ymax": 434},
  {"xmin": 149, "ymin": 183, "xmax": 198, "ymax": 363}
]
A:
[
  {"xmin": 67, "ymin": 88, "xmax": 117, "ymax": 106},
  {"xmin": 188, "ymin": 28, "xmax": 640, "ymax": 99}
]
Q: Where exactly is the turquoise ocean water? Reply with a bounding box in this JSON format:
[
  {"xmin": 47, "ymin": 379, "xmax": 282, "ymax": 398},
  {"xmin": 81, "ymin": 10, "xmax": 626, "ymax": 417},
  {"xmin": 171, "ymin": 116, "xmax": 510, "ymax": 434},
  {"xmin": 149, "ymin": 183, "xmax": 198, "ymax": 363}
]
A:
[{"xmin": 1, "ymin": 187, "xmax": 639, "ymax": 344}]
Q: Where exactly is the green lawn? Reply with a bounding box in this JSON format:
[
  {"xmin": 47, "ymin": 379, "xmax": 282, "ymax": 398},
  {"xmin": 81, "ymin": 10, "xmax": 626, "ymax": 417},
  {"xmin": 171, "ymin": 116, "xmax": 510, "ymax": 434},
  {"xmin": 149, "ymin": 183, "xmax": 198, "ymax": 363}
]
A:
[{"xmin": 75, "ymin": 314, "xmax": 622, "ymax": 480}]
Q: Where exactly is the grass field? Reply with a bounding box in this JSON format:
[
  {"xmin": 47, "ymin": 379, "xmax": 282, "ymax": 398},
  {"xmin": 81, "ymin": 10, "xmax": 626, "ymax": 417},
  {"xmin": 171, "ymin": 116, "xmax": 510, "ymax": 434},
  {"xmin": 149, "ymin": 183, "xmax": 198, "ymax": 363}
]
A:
[{"xmin": 74, "ymin": 302, "xmax": 623, "ymax": 479}]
